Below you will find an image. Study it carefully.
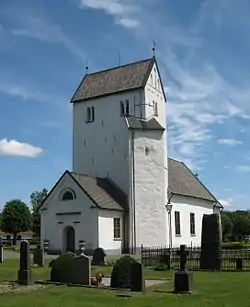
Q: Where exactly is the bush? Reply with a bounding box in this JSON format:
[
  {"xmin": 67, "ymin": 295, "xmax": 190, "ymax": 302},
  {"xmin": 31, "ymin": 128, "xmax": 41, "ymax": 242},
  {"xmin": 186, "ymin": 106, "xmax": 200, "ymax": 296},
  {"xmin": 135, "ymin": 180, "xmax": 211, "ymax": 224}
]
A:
[
  {"xmin": 110, "ymin": 255, "xmax": 137, "ymax": 289},
  {"xmin": 154, "ymin": 263, "xmax": 169, "ymax": 271},
  {"xmin": 91, "ymin": 247, "xmax": 106, "ymax": 266},
  {"xmin": 50, "ymin": 252, "xmax": 76, "ymax": 283},
  {"xmin": 48, "ymin": 259, "xmax": 55, "ymax": 267},
  {"xmin": 29, "ymin": 239, "xmax": 39, "ymax": 246},
  {"xmin": 159, "ymin": 253, "xmax": 170, "ymax": 269},
  {"xmin": 106, "ymin": 260, "xmax": 115, "ymax": 266},
  {"xmin": 222, "ymin": 242, "xmax": 245, "ymax": 250}
]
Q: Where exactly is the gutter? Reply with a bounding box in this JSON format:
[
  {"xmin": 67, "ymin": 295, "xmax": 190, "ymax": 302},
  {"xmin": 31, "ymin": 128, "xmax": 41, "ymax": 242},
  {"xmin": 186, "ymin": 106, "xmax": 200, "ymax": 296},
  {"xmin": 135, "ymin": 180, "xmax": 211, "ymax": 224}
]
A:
[{"xmin": 167, "ymin": 190, "xmax": 174, "ymax": 204}]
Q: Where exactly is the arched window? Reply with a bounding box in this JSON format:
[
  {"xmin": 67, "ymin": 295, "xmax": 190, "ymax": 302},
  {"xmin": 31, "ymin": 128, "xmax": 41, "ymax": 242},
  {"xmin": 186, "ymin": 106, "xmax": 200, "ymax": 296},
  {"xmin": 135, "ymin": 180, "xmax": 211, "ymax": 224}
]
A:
[{"xmin": 61, "ymin": 189, "xmax": 76, "ymax": 201}]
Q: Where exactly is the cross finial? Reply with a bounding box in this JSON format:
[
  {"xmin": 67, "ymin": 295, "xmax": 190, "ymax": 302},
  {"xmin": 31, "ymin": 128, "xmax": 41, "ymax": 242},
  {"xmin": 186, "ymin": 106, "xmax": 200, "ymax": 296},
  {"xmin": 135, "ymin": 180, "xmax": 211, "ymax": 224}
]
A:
[
  {"xmin": 152, "ymin": 40, "xmax": 156, "ymax": 56},
  {"xmin": 85, "ymin": 60, "xmax": 89, "ymax": 74}
]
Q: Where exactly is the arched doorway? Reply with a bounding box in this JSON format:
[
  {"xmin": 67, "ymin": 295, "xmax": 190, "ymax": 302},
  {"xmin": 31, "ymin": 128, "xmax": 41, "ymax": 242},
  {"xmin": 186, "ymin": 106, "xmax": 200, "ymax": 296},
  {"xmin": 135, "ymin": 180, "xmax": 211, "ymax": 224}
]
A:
[{"xmin": 64, "ymin": 226, "xmax": 75, "ymax": 252}]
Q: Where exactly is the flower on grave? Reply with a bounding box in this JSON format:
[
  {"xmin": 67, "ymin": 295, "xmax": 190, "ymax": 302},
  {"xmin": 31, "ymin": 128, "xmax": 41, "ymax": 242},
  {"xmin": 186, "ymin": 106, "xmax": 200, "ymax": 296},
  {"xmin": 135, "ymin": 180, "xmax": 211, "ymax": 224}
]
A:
[{"xmin": 91, "ymin": 272, "xmax": 104, "ymax": 286}]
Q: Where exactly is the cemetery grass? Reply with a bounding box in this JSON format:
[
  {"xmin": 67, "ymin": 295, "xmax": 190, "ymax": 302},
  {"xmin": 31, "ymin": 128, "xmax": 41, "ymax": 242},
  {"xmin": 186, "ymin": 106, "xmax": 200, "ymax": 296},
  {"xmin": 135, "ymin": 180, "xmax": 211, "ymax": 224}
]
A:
[
  {"xmin": 0, "ymin": 260, "xmax": 250, "ymax": 306},
  {"xmin": 0, "ymin": 271, "xmax": 249, "ymax": 307}
]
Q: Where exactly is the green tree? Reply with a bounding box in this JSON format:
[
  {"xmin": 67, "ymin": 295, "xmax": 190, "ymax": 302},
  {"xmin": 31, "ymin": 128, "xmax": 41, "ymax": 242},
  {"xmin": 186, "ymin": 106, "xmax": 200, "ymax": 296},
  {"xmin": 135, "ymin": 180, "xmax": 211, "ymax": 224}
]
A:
[
  {"xmin": 221, "ymin": 211, "xmax": 233, "ymax": 241},
  {"xmin": 1, "ymin": 199, "xmax": 31, "ymax": 245},
  {"xmin": 221, "ymin": 210, "xmax": 250, "ymax": 242},
  {"xmin": 30, "ymin": 188, "xmax": 48, "ymax": 237},
  {"xmin": 231, "ymin": 211, "xmax": 250, "ymax": 241}
]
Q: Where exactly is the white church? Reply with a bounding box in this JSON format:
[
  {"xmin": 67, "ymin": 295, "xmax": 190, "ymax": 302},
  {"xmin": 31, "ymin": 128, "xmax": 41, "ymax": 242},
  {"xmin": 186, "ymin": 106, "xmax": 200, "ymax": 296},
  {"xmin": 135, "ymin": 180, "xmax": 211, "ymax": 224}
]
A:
[{"xmin": 39, "ymin": 56, "xmax": 222, "ymax": 255}]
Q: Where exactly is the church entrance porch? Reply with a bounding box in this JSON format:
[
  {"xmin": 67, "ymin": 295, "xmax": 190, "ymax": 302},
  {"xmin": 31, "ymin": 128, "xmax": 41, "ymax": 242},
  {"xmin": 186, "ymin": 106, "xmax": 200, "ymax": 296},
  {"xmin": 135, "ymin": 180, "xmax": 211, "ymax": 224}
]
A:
[{"xmin": 64, "ymin": 226, "xmax": 75, "ymax": 252}]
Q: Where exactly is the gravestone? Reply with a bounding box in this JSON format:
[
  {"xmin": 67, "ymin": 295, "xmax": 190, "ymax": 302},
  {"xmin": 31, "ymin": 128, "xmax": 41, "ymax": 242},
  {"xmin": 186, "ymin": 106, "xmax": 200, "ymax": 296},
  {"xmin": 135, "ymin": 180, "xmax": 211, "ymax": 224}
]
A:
[
  {"xmin": 200, "ymin": 213, "xmax": 222, "ymax": 270},
  {"xmin": 131, "ymin": 262, "xmax": 145, "ymax": 292},
  {"xmin": 18, "ymin": 241, "xmax": 32, "ymax": 285},
  {"xmin": 174, "ymin": 245, "xmax": 193, "ymax": 294},
  {"xmin": 91, "ymin": 247, "xmax": 106, "ymax": 266},
  {"xmin": 0, "ymin": 238, "xmax": 3, "ymax": 263},
  {"xmin": 50, "ymin": 252, "xmax": 91, "ymax": 285},
  {"xmin": 33, "ymin": 245, "xmax": 44, "ymax": 267},
  {"xmin": 71, "ymin": 254, "xmax": 91, "ymax": 285}
]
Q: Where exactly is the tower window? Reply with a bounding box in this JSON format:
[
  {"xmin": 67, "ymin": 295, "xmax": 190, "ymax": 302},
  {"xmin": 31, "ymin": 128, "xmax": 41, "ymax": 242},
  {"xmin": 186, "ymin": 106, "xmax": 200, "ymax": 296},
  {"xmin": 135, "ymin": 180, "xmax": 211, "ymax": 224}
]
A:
[
  {"xmin": 125, "ymin": 100, "xmax": 130, "ymax": 115},
  {"xmin": 154, "ymin": 102, "xmax": 158, "ymax": 116},
  {"xmin": 120, "ymin": 100, "xmax": 130, "ymax": 116},
  {"xmin": 154, "ymin": 68, "xmax": 157, "ymax": 87},
  {"xmin": 157, "ymin": 79, "xmax": 160, "ymax": 90},
  {"xmin": 87, "ymin": 106, "xmax": 95, "ymax": 122},
  {"xmin": 120, "ymin": 101, "xmax": 125, "ymax": 115}
]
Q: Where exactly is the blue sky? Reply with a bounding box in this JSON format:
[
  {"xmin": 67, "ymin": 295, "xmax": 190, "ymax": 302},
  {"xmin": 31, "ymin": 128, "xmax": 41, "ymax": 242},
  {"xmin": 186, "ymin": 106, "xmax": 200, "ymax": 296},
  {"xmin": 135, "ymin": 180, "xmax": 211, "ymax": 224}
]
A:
[{"xmin": 0, "ymin": 0, "xmax": 249, "ymax": 210}]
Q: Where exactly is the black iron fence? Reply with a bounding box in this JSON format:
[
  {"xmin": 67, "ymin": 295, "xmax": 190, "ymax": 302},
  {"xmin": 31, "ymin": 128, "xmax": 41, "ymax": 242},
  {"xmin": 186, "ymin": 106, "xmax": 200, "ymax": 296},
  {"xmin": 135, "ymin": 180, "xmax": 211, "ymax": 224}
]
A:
[{"xmin": 141, "ymin": 245, "xmax": 250, "ymax": 271}]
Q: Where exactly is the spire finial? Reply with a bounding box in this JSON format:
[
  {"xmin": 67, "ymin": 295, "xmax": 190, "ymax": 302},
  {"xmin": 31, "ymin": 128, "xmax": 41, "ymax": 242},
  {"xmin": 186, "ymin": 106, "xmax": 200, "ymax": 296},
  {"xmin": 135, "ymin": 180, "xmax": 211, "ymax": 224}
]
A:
[
  {"xmin": 117, "ymin": 51, "xmax": 120, "ymax": 67},
  {"xmin": 85, "ymin": 59, "xmax": 89, "ymax": 74},
  {"xmin": 152, "ymin": 40, "xmax": 156, "ymax": 56}
]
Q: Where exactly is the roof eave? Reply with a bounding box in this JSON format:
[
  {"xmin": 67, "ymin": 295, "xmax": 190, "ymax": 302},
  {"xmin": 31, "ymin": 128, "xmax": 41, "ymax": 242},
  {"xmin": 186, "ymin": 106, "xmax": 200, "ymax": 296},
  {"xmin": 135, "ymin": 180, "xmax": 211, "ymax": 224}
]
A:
[
  {"xmin": 70, "ymin": 86, "xmax": 144, "ymax": 103},
  {"xmin": 169, "ymin": 192, "xmax": 217, "ymax": 203}
]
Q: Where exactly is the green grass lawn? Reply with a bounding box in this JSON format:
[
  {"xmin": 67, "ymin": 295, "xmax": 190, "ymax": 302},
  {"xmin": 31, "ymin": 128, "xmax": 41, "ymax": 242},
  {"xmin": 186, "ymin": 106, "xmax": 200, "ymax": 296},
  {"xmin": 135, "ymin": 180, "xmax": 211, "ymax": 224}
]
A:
[{"xmin": 0, "ymin": 259, "xmax": 250, "ymax": 306}]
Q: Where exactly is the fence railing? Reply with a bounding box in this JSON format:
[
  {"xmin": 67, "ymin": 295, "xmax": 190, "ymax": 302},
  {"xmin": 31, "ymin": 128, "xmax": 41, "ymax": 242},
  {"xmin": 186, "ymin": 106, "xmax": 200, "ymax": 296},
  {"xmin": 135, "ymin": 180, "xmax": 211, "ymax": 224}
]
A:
[{"xmin": 141, "ymin": 245, "xmax": 250, "ymax": 271}]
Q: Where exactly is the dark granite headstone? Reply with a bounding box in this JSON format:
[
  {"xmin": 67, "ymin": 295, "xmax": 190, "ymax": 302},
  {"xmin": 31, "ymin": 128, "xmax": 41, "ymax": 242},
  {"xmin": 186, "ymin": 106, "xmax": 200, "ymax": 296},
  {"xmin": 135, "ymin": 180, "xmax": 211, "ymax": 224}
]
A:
[
  {"xmin": 91, "ymin": 247, "xmax": 106, "ymax": 266},
  {"xmin": 71, "ymin": 254, "xmax": 91, "ymax": 285},
  {"xmin": 174, "ymin": 245, "xmax": 193, "ymax": 294},
  {"xmin": 33, "ymin": 245, "xmax": 44, "ymax": 267},
  {"xmin": 131, "ymin": 262, "xmax": 145, "ymax": 292},
  {"xmin": 50, "ymin": 252, "xmax": 91, "ymax": 285},
  {"xmin": 0, "ymin": 238, "xmax": 3, "ymax": 263},
  {"xmin": 18, "ymin": 241, "xmax": 32, "ymax": 285}
]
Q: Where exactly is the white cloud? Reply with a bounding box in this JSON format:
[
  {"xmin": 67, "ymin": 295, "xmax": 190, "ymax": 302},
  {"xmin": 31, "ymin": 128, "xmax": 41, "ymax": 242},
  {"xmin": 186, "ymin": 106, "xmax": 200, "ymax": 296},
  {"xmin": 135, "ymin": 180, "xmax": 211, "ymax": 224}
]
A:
[
  {"xmin": 218, "ymin": 138, "xmax": 243, "ymax": 146},
  {"xmin": 11, "ymin": 17, "xmax": 86, "ymax": 60},
  {"xmin": 118, "ymin": 18, "xmax": 139, "ymax": 28},
  {"xmin": 218, "ymin": 198, "xmax": 233, "ymax": 207},
  {"xmin": 78, "ymin": 0, "xmax": 139, "ymax": 28},
  {"xmin": 0, "ymin": 139, "xmax": 42, "ymax": 157},
  {"xmin": 112, "ymin": 0, "xmax": 250, "ymax": 169},
  {"xmin": 236, "ymin": 165, "xmax": 250, "ymax": 173}
]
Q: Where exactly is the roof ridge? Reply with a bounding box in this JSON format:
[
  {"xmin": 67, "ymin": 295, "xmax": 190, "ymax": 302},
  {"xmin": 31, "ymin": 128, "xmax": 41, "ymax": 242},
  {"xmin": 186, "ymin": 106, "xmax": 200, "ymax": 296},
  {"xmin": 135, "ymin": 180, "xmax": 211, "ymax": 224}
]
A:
[
  {"xmin": 70, "ymin": 171, "xmax": 99, "ymax": 179},
  {"xmin": 85, "ymin": 57, "xmax": 154, "ymax": 77},
  {"xmin": 168, "ymin": 157, "xmax": 182, "ymax": 163},
  {"xmin": 180, "ymin": 161, "xmax": 217, "ymax": 202}
]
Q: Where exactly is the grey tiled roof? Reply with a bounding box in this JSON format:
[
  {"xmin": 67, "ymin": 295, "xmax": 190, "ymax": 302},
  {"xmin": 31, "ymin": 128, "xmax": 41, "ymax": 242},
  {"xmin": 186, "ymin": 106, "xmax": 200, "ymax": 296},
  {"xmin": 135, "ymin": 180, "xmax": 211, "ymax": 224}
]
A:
[
  {"xmin": 70, "ymin": 172, "xmax": 128, "ymax": 211},
  {"xmin": 168, "ymin": 158, "xmax": 220, "ymax": 204},
  {"xmin": 126, "ymin": 116, "xmax": 165, "ymax": 130},
  {"xmin": 71, "ymin": 58, "xmax": 154, "ymax": 102}
]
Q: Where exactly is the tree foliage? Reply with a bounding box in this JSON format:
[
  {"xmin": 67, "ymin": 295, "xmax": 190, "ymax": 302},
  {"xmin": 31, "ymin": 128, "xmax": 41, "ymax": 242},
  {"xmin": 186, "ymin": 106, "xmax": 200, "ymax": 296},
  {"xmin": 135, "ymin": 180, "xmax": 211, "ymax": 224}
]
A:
[
  {"xmin": 30, "ymin": 188, "xmax": 48, "ymax": 237},
  {"xmin": 221, "ymin": 210, "xmax": 250, "ymax": 242},
  {"xmin": 1, "ymin": 199, "xmax": 31, "ymax": 244}
]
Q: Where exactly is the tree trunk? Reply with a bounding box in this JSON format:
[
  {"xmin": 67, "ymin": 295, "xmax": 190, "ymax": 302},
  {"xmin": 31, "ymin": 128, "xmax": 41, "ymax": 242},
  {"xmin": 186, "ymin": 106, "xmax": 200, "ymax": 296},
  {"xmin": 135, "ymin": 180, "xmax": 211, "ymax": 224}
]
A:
[{"xmin": 12, "ymin": 233, "xmax": 17, "ymax": 246}]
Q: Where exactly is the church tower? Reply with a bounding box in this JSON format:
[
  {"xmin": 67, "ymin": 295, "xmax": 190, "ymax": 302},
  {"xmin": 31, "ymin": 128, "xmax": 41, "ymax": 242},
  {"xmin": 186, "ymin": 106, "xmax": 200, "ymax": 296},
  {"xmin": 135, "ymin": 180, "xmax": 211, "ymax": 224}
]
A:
[{"xmin": 71, "ymin": 56, "xmax": 168, "ymax": 251}]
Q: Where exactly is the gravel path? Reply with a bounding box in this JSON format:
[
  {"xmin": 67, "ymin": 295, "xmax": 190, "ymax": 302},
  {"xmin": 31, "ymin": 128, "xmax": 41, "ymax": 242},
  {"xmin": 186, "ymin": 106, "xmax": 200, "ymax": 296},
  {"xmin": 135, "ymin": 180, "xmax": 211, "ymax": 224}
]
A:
[{"xmin": 101, "ymin": 277, "xmax": 168, "ymax": 288}]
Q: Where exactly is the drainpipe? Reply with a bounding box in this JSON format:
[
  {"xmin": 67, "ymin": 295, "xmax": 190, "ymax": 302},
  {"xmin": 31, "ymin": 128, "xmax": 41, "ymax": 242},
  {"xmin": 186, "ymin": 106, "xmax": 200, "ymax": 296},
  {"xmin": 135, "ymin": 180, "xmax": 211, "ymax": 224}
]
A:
[
  {"xmin": 131, "ymin": 130, "xmax": 136, "ymax": 254},
  {"xmin": 167, "ymin": 192, "xmax": 174, "ymax": 249}
]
